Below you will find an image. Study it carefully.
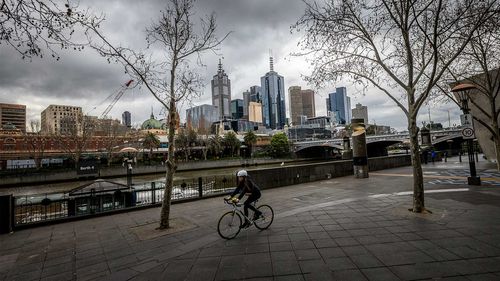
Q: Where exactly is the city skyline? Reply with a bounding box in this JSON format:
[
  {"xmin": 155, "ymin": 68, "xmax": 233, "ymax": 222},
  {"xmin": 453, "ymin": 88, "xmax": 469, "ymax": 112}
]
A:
[{"xmin": 0, "ymin": 0, "xmax": 464, "ymax": 131}]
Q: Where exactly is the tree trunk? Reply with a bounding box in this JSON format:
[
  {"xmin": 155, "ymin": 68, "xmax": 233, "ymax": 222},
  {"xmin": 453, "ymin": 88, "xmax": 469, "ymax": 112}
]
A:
[
  {"xmin": 35, "ymin": 157, "xmax": 41, "ymax": 170},
  {"xmin": 159, "ymin": 62, "xmax": 178, "ymax": 229},
  {"xmin": 491, "ymin": 105, "xmax": 500, "ymax": 171},
  {"xmin": 203, "ymin": 147, "xmax": 208, "ymax": 160},
  {"xmin": 494, "ymin": 132, "xmax": 500, "ymax": 171},
  {"xmin": 409, "ymin": 117, "xmax": 425, "ymax": 212},
  {"xmin": 159, "ymin": 99, "xmax": 177, "ymax": 229}
]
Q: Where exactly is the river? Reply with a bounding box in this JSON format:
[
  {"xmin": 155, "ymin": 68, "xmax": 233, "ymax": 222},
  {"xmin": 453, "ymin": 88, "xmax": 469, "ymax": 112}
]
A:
[{"xmin": 0, "ymin": 161, "xmax": 308, "ymax": 196}]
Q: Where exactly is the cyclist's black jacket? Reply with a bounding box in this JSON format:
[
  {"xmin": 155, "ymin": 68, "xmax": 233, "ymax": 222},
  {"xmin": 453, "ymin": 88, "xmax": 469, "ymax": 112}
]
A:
[{"xmin": 230, "ymin": 176, "xmax": 261, "ymax": 200}]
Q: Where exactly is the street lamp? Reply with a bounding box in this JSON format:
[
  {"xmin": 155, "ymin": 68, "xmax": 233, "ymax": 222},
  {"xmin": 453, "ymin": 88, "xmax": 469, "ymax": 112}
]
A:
[
  {"xmin": 446, "ymin": 139, "xmax": 453, "ymax": 162},
  {"xmin": 450, "ymin": 83, "xmax": 481, "ymax": 185}
]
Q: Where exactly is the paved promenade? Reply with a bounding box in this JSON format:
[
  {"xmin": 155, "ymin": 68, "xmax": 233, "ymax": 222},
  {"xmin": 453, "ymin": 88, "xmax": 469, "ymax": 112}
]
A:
[{"xmin": 1, "ymin": 158, "xmax": 500, "ymax": 281}]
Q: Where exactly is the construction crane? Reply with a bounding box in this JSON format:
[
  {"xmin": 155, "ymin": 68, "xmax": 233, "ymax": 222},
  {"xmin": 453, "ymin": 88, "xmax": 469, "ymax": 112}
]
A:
[{"xmin": 99, "ymin": 79, "xmax": 134, "ymax": 119}]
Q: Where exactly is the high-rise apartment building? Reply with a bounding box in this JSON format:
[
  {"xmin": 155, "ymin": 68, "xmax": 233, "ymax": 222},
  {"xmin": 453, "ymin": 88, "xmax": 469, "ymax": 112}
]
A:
[
  {"xmin": 122, "ymin": 111, "xmax": 131, "ymax": 128},
  {"xmin": 248, "ymin": 102, "xmax": 263, "ymax": 123},
  {"xmin": 352, "ymin": 103, "xmax": 368, "ymax": 125},
  {"xmin": 41, "ymin": 104, "xmax": 83, "ymax": 135},
  {"xmin": 231, "ymin": 99, "xmax": 244, "ymax": 119},
  {"xmin": 211, "ymin": 59, "xmax": 231, "ymax": 119},
  {"xmin": 186, "ymin": 104, "xmax": 219, "ymax": 131},
  {"xmin": 326, "ymin": 87, "xmax": 351, "ymax": 124},
  {"xmin": 242, "ymin": 91, "xmax": 250, "ymax": 118},
  {"xmin": 249, "ymin": 85, "xmax": 262, "ymax": 103},
  {"xmin": 261, "ymin": 57, "xmax": 286, "ymax": 129},
  {"xmin": 288, "ymin": 86, "xmax": 315, "ymax": 126},
  {"xmin": 0, "ymin": 103, "xmax": 26, "ymax": 132}
]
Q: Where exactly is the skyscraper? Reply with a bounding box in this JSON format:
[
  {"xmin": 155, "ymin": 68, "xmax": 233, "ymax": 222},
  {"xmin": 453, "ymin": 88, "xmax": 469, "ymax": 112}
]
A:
[
  {"xmin": 186, "ymin": 104, "xmax": 219, "ymax": 131},
  {"xmin": 352, "ymin": 103, "xmax": 368, "ymax": 125},
  {"xmin": 261, "ymin": 57, "xmax": 286, "ymax": 129},
  {"xmin": 288, "ymin": 86, "xmax": 316, "ymax": 126},
  {"xmin": 249, "ymin": 85, "xmax": 261, "ymax": 103},
  {"xmin": 231, "ymin": 99, "xmax": 244, "ymax": 119},
  {"xmin": 211, "ymin": 59, "xmax": 231, "ymax": 119},
  {"xmin": 242, "ymin": 90, "xmax": 250, "ymax": 118},
  {"xmin": 326, "ymin": 87, "xmax": 351, "ymax": 124},
  {"xmin": 122, "ymin": 111, "xmax": 131, "ymax": 128},
  {"xmin": 248, "ymin": 102, "xmax": 263, "ymax": 123},
  {"xmin": 0, "ymin": 103, "xmax": 26, "ymax": 132}
]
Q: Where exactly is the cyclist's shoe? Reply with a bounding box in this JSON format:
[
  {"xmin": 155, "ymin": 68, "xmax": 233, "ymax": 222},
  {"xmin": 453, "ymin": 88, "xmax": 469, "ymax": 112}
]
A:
[
  {"xmin": 253, "ymin": 211, "xmax": 263, "ymax": 221},
  {"xmin": 240, "ymin": 220, "xmax": 251, "ymax": 229}
]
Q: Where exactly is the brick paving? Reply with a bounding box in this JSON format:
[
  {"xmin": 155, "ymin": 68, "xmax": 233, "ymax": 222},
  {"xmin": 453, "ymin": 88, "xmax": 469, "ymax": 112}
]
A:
[{"xmin": 1, "ymin": 160, "xmax": 500, "ymax": 281}]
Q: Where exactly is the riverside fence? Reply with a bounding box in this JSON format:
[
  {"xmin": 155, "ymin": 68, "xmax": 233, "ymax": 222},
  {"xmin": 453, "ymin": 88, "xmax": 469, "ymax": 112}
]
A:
[{"xmin": 1, "ymin": 175, "xmax": 237, "ymax": 232}]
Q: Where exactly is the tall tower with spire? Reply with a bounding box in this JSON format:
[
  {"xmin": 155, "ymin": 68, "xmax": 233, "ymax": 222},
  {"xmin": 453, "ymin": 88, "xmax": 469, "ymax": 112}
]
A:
[
  {"xmin": 261, "ymin": 56, "xmax": 286, "ymax": 129},
  {"xmin": 211, "ymin": 59, "xmax": 231, "ymax": 120}
]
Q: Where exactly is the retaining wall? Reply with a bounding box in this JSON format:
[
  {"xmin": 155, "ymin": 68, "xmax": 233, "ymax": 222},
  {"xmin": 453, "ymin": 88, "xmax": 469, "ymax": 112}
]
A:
[{"xmin": 250, "ymin": 155, "xmax": 412, "ymax": 189}]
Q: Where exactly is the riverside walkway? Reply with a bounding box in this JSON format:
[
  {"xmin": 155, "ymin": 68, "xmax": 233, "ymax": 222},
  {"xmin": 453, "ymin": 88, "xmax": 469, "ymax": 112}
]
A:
[{"xmin": 1, "ymin": 158, "xmax": 499, "ymax": 281}]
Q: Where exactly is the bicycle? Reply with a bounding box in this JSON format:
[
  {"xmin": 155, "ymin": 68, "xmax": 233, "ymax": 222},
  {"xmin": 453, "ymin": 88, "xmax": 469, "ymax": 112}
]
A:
[{"xmin": 217, "ymin": 198, "xmax": 274, "ymax": 239}]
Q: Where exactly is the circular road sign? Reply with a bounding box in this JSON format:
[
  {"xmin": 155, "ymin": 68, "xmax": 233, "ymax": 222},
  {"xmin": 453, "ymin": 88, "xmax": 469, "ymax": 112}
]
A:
[{"xmin": 462, "ymin": 127, "xmax": 474, "ymax": 139}]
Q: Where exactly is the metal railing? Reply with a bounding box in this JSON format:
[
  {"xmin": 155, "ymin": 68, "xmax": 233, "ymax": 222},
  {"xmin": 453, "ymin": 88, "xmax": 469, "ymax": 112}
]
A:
[{"xmin": 12, "ymin": 175, "xmax": 237, "ymax": 227}]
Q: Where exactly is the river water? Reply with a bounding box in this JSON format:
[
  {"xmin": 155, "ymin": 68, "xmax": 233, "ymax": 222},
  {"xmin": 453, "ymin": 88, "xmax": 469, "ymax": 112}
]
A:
[{"xmin": 0, "ymin": 161, "xmax": 305, "ymax": 196}]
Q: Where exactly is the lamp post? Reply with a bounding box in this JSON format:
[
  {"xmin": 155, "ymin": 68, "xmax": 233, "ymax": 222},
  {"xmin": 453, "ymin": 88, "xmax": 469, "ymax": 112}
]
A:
[
  {"xmin": 446, "ymin": 139, "xmax": 453, "ymax": 162},
  {"xmin": 450, "ymin": 83, "xmax": 481, "ymax": 185}
]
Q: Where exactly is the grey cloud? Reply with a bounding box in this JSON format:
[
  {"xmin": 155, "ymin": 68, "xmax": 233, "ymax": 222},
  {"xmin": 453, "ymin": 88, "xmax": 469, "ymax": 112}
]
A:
[{"xmin": 0, "ymin": 0, "xmax": 463, "ymax": 131}]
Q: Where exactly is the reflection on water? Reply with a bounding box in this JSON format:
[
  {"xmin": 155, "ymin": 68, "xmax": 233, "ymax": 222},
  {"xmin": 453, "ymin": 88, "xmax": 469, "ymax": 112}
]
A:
[{"xmin": 1, "ymin": 161, "xmax": 302, "ymax": 196}]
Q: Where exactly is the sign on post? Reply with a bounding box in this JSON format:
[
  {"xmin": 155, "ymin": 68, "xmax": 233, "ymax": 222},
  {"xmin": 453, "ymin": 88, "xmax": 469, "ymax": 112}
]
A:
[
  {"xmin": 460, "ymin": 114, "xmax": 473, "ymax": 127},
  {"xmin": 460, "ymin": 114, "xmax": 475, "ymax": 139}
]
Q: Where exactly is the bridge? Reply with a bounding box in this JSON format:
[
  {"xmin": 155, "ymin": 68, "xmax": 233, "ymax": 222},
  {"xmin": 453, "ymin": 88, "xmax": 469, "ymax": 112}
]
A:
[{"xmin": 292, "ymin": 128, "xmax": 464, "ymax": 158}]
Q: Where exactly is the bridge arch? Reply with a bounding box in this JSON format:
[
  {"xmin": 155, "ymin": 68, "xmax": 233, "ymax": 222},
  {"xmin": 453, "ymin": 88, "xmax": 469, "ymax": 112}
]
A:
[
  {"xmin": 294, "ymin": 143, "xmax": 342, "ymax": 159},
  {"xmin": 366, "ymin": 140, "xmax": 404, "ymax": 157}
]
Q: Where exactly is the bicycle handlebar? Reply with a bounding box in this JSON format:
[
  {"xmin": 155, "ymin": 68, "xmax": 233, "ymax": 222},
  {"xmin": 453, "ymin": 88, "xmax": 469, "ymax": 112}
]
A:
[{"xmin": 224, "ymin": 198, "xmax": 242, "ymax": 207}]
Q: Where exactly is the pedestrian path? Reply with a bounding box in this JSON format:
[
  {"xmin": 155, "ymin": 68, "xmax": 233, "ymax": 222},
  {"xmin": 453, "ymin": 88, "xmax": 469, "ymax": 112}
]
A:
[{"xmin": 1, "ymin": 164, "xmax": 500, "ymax": 281}]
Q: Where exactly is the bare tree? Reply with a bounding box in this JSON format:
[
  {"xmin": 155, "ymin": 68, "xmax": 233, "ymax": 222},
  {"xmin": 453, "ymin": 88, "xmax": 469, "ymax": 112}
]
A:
[
  {"xmin": 56, "ymin": 115, "xmax": 95, "ymax": 167},
  {"xmin": 99, "ymin": 119, "xmax": 125, "ymax": 166},
  {"xmin": 176, "ymin": 129, "xmax": 190, "ymax": 161},
  {"xmin": 294, "ymin": 0, "xmax": 499, "ymax": 212},
  {"xmin": 440, "ymin": 13, "xmax": 500, "ymax": 171},
  {"xmin": 463, "ymin": 69, "xmax": 500, "ymax": 171},
  {"xmin": 24, "ymin": 120, "xmax": 47, "ymax": 169},
  {"xmin": 79, "ymin": 0, "xmax": 228, "ymax": 229},
  {"xmin": 0, "ymin": 0, "xmax": 100, "ymax": 60},
  {"xmin": 199, "ymin": 137, "xmax": 209, "ymax": 160}
]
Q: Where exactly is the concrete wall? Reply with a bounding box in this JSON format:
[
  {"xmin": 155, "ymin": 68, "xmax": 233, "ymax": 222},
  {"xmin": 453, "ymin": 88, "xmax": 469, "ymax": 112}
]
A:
[
  {"xmin": 250, "ymin": 155, "xmax": 411, "ymax": 189},
  {"xmin": 0, "ymin": 158, "xmax": 303, "ymax": 187},
  {"xmin": 0, "ymin": 155, "xmax": 411, "ymax": 187}
]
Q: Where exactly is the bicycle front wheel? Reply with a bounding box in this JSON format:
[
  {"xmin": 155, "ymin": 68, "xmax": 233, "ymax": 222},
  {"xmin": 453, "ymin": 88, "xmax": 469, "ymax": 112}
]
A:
[
  {"xmin": 217, "ymin": 211, "xmax": 242, "ymax": 239},
  {"xmin": 254, "ymin": 204, "xmax": 274, "ymax": 230}
]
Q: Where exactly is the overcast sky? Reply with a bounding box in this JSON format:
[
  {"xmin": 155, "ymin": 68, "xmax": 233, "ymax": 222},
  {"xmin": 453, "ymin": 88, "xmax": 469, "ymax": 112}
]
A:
[{"xmin": 0, "ymin": 0, "xmax": 463, "ymax": 131}]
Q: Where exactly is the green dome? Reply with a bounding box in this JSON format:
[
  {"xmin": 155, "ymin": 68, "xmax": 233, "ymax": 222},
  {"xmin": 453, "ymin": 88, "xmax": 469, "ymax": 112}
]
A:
[{"xmin": 141, "ymin": 113, "xmax": 162, "ymax": 130}]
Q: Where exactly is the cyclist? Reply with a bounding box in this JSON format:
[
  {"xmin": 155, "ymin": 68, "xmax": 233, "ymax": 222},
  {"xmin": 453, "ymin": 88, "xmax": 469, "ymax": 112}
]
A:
[{"xmin": 225, "ymin": 170, "xmax": 262, "ymax": 228}]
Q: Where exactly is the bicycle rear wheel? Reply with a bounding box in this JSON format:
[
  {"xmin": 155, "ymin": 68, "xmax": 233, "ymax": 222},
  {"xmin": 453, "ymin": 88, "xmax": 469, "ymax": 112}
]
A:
[
  {"xmin": 217, "ymin": 211, "xmax": 242, "ymax": 239},
  {"xmin": 254, "ymin": 204, "xmax": 274, "ymax": 230}
]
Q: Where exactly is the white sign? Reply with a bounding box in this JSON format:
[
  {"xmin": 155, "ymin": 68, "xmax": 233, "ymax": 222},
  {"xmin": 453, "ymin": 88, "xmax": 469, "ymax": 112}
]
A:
[
  {"xmin": 460, "ymin": 114, "xmax": 475, "ymax": 139},
  {"xmin": 462, "ymin": 127, "xmax": 475, "ymax": 139},
  {"xmin": 460, "ymin": 114, "xmax": 473, "ymax": 126}
]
